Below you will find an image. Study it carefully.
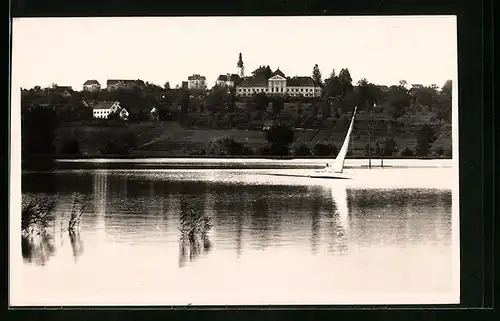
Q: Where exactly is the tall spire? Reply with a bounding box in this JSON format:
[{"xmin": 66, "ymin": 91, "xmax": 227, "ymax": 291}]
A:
[
  {"xmin": 237, "ymin": 53, "xmax": 244, "ymax": 78},
  {"xmin": 237, "ymin": 53, "xmax": 243, "ymax": 68}
]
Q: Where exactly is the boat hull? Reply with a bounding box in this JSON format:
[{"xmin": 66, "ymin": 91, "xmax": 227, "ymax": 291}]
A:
[{"xmin": 309, "ymin": 173, "xmax": 351, "ymax": 179}]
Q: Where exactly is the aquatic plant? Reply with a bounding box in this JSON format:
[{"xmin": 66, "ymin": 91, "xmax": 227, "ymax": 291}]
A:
[
  {"xmin": 178, "ymin": 197, "xmax": 212, "ymax": 241},
  {"xmin": 68, "ymin": 194, "xmax": 87, "ymax": 231},
  {"xmin": 21, "ymin": 197, "xmax": 56, "ymax": 236},
  {"xmin": 177, "ymin": 197, "xmax": 212, "ymax": 267}
]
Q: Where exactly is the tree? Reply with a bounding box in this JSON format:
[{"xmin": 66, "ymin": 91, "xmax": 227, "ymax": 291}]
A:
[
  {"xmin": 164, "ymin": 82, "xmax": 171, "ymax": 90},
  {"xmin": 388, "ymin": 84, "xmax": 410, "ymax": 120},
  {"xmin": 265, "ymin": 124, "xmax": 294, "ymax": 156},
  {"xmin": 179, "ymin": 89, "xmax": 190, "ymax": 113},
  {"xmin": 206, "ymin": 86, "xmax": 226, "ymax": 112},
  {"xmin": 294, "ymin": 144, "xmax": 312, "ymax": 157},
  {"xmin": 312, "ymin": 64, "xmax": 322, "ymax": 87},
  {"xmin": 415, "ymin": 125, "xmax": 438, "ymax": 157},
  {"xmin": 338, "ymin": 68, "xmax": 353, "ymax": 95},
  {"xmin": 271, "ymin": 96, "xmax": 284, "ymax": 116},
  {"xmin": 22, "ymin": 107, "xmax": 59, "ymax": 157},
  {"xmin": 59, "ymin": 139, "xmax": 81, "ymax": 155},
  {"xmin": 356, "ymin": 78, "xmax": 377, "ymax": 110},
  {"xmin": 324, "ymin": 75, "xmax": 343, "ymax": 98},
  {"xmin": 206, "ymin": 137, "xmax": 252, "ymax": 156},
  {"xmin": 223, "ymin": 88, "xmax": 237, "ymax": 112},
  {"xmin": 410, "ymin": 85, "xmax": 437, "ymax": 108},
  {"xmin": 401, "ymin": 147, "xmax": 414, "ymax": 157},
  {"xmin": 376, "ymin": 137, "xmax": 398, "ymax": 167},
  {"xmin": 312, "ymin": 143, "xmax": 338, "ymax": 157},
  {"xmin": 252, "ymin": 92, "xmax": 269, "ymax": 112},
  {"xmin": 441, "ymin": 79, "xmax": 452, "ymax": 98}
]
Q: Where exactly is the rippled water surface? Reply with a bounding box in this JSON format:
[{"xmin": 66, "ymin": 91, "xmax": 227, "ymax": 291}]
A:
[{"xmin": 12, "ymin": 166, "xmax": 458, "ymax": 305}]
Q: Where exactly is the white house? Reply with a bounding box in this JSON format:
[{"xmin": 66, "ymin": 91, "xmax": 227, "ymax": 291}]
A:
[
  {"xmin": 236, "ymin": 68, "xmax": 322, "ymax": 98},
  {"xmin": 83, "ymin": 80, "xmax": 101, "ymax": 91},
  {"xmin": 92, "ymin": 101, "xmax": 122, "ymax": 119},
  {"xmin": 187, "ymin": 74, "xmax": 207, "ymax": 90},
  {"xmin": 150, "ymin": 107, "xmax": 159, "ymax": 122}
]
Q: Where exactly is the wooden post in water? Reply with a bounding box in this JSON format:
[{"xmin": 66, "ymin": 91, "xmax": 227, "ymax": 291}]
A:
[
  {"xmin": 368, "ymin": 131, "xmax": 372, "ymax": 169},
  {"xmin": 367, "ymin": 103, "xmax": 372, "ymax": 169}
]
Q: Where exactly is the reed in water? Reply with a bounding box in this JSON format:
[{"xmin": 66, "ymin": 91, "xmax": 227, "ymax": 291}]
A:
[{"xmin": 178, "ymin": 197, "xmax": 212, "ymax": 267}]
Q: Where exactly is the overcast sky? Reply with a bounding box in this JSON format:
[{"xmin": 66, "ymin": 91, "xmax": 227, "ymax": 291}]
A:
[{"xmin": 12, "ymin": 16, "xmax": 457, "ymax": 90}]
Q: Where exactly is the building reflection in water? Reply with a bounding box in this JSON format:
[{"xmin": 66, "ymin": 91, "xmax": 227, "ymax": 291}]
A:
[{"xmin": 92, "ymin": 172, "xmax": 108, "ymax": 244}]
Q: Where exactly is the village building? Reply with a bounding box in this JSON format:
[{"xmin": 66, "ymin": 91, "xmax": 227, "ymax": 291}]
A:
[
  {"xmin": 187, "ymin": 74, "xmax": 207, "ymax": 90},
  {"xmin": 236, "ymin": 68, "xmax": 322, "ymax": 97},
  {"xmin": 149, "ymin": 107, "xmax": 160, "ymax": 122},
  {"xmin": 215, "ymin": 74, "xmax": 241, "ymax": 88},
  {"xmin": 51, "ymin": 85, "xmax": 74, "ymax": 97},
  {"xmin": 92, "ymin": 101, "xmax": 122, "ymax": 119},
  {"xmin": 118, "ymin": 108, "xmax": 129, "ymax": 121},
  {"xmin": 83, "ymin": 80, "xmax": 101, "ymax": 91},
  {"xmin": 106, "ymin": 79, "xmax": 138, "ymax": 91},
  {"xmin": 237, "ymin": 52, "xmax": 244, "ymax": 78}
]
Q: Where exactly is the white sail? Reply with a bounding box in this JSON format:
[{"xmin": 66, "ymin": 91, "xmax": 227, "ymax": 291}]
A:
[{"xmin": 328, "ymin": 106, "xmax": 358, "ymax": 173}]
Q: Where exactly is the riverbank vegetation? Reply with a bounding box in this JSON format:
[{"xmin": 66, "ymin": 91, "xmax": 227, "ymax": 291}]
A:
[{"xmin": 20, "ymin": 69, "xmax": 452, "ymax": 161}]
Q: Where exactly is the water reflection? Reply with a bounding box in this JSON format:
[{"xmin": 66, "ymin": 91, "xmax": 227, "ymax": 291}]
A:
[
  {"xmin": 325, "ymin": 186, "xmax": 349, "ymax": 255},
  {"xmin": 68, "ymin": 229, "xmax": 84, "ymax": 261},
  {"xmin": 178, "ymin": 235, "xmax": 212, "ymax": 268},
  {"xmin": 20, "ymin": 171, "xmax": 452, "ymax": 268},
  {"xmin": 21, "ymin": 233, "xmax": 56, "ymax": 266}
]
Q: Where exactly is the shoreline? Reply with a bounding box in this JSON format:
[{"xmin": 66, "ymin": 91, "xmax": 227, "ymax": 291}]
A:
[{"xmin": 21, "ymin": 157, "xmax": 453, "ymax": 171}]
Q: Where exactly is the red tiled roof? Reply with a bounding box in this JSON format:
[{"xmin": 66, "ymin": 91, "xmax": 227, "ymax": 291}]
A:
[
  {"xmin": 217, "ymin": 74, "xmax": 228, "ymax": 81},
  {"xmin": 287, "ymin": 77, "xmax": 316, "ymax": 86},
  {"xmin": 83, "ymin": 80, "xmax": 100, "ymax": 86},
  {"xmin": 271, "ymin": 68, "xmax": 286, "ymax": 78},
  {"xmin": 188, "ymin": 74, "xmax": 206, "ymax": 80},
  {"xmin": 93, "ymin": 101, "xmax": 119, "ymax": 110},
  {"xmin": 106, "ymin": 79, "xmax": 137, "ymax": 86},
  {"xmin": 229, "ymin": 74, "xmax": 240, "ymax": 82},
  {"xmin": 238, "ymin": 76, "xmax": 268, "ymax": 87}
]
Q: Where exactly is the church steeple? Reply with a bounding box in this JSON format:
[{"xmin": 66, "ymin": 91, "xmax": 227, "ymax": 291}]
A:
[{"xmin": 237, "ymin": 53, "xmax": 244, "ymax": 78}]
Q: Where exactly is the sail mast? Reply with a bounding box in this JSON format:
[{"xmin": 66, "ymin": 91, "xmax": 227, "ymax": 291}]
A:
[{"xmin": 330, "ymin": 106, "xmax": 357, "ymax": 173}]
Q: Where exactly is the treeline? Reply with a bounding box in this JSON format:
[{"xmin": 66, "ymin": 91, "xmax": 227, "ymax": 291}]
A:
[{"xmin": 21, "ymin": 67, "xmax": 452, "ymax": 125}]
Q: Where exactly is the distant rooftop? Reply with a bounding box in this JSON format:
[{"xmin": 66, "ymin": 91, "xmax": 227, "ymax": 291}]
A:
[{"xmin": 83, "ymin": 80, "xmax": 101, "ymax": 86}]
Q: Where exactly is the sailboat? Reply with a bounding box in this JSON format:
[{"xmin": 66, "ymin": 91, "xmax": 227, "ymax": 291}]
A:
[{"xmin": 309, "ymin": 106, "xmax": 358, "ymax": 179}]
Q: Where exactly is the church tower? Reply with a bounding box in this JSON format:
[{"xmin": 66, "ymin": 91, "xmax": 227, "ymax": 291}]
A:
[{"xmin": 237, "ymin": 53, "xmax": 244, "ymax": 78}]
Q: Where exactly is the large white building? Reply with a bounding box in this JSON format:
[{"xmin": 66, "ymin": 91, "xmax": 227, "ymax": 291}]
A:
[
  {"xmin": 236, "ymin": 68, "xmax": 322, "ymax": 97},
  {"xmin": 83, "ymin": 79, "xmax": 101, "ymax": 91},
  {"xmin": 92, "ymin": 101, "xmax": 123, "ymax": 119},
  {"xmin": 187, "ymin": 74, "xmax": 207, "ymax": 90}
]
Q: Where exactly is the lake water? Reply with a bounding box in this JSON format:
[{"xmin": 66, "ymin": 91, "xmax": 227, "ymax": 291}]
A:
[{"xmin": 11, "ymin": 163, "xmax": 459, "ymax": 306}]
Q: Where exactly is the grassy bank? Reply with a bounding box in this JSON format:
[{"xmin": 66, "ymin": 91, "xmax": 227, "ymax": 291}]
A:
[{"xmin": 52, "ymin": 116, "xmax": 451, "ymax": 158}]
